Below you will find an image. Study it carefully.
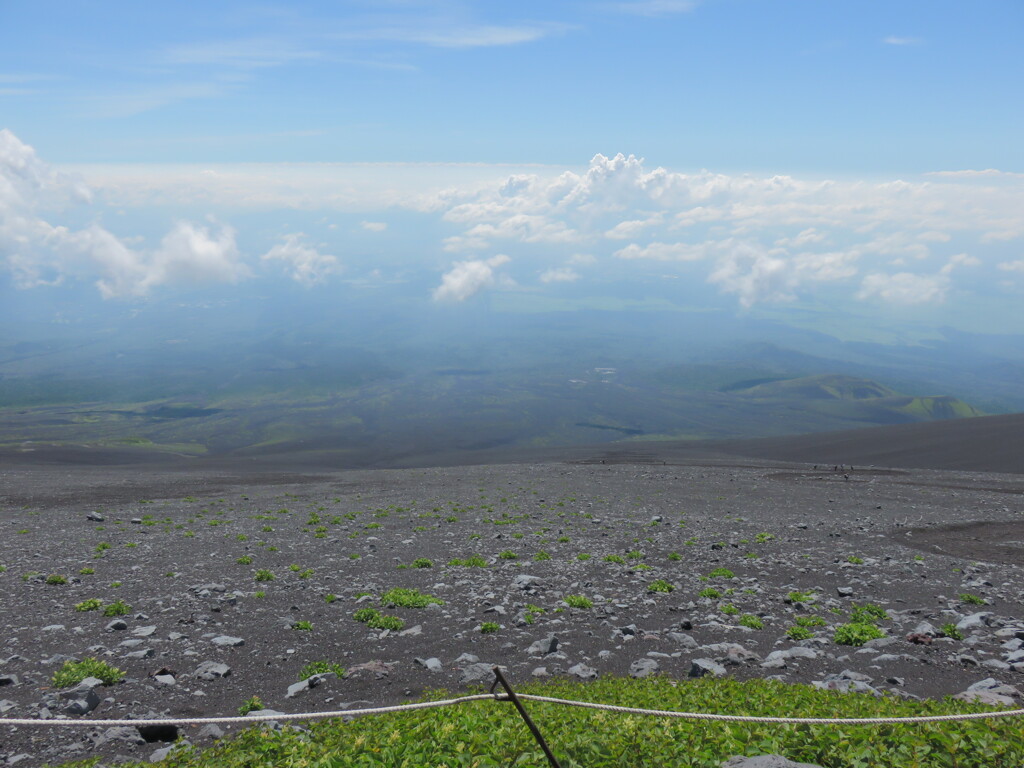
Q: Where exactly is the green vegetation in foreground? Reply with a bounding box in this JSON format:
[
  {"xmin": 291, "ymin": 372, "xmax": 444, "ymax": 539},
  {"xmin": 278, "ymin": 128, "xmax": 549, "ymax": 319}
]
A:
[
  {"xmin": 67, "ymin": 676, "xmax": 1024, "ymax": 768},
  {"xmin": 52, "ymin": 658, "xmax": 125, "ymax": 688}
]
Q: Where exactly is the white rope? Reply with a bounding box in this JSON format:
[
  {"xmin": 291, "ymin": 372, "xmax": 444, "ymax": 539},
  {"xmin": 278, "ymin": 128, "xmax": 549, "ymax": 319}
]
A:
[
  {"xmin": 2, "ymin": 690, "xmax": 1022, "ymax": 729},
  {"xmin": 0, "ymin": 694, "xmax": 497, "ymax": 728},
  {"xmin": 515, "ymin": 694, "xmax": 1024, "ymax": 725}
]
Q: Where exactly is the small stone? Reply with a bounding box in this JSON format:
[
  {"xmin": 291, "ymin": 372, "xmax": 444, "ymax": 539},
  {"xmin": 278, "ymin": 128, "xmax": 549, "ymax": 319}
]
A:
[
  {"xmin": 106, "ymin": 620, "xmax": 128, "ymax": 632},
  {"xmin": 210, "ymin": 635, "xmax": 244, "ymax": 647},
  {"xmin": 194, "ymin": 661, "xmax": 231, "ymax": 680},
  {"xmin": 689, "ymin": 659, "xmax": 727, "ymax": 678},
  {"xmin": 414, "ymin": 657, "xmax": 443, "ymax": 673},
  {"xmin": 526, "ymin": 635, "xmax": 559, "ymax": 656},
  {"xmin": 629, "ymin": 658, "xmax": 659, "ymax": 678},
  {"xmin": 568, "ymin": 663, "xmax": 598, "ymax": 680}
]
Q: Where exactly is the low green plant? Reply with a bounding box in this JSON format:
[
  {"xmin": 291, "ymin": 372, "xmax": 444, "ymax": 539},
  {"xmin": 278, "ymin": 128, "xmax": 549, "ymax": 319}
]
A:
[
  {"xmin": 698, "ymin": 587, "xmax": 721, "ymax": 599},
  {"xmin": 292, "ymin": 620, "xmax": 314, "ymax": 631},
  {"xmin": 847, "ymin": 555, "xmax": 864, "ymax": 564},
  {"xmin": 850, "ymin": 603, "xmax": 887, "ymax": 624},
  {"xmin": 787, "ymin": 590, "xmax": 816, "ymax": 603},
  {"xmin": 960, "ymin": 593, "xmax": 986, "ymax": 605},
  {"xmin": 720, "ymin": 603, "xmax": 739, "ymax": 615},
  {"xmin": 708, "ymin": 568, "xmax": 735, "ymax": 579},
  {"xmin": 795, "ymin": 615, "xmax": 826, "ymax": 627},
  {"xmin": 102, "ymin": 599, "xmax": 131, "ymax": 617},
  {"xmin": 324, "ymin": 593, "xmax": 337, "ymax": 603},
  {"xmin": 941, "ymin": 622, "xmax": 964, "ymax": 640},
  {"xmin": 787, "ymin": 625, "xmax": 814, "ymax": 640},
  {"xmin": 52, "ymin": 658, "xmax": 124, "ymax": 688},
  {"xmin": 380, "ymin": 588, "xmax": 443, "ymax": 608},
  {"xmin": 667, "ymin": 552, "xmax": 682, "ymax": 561},
  {"xmin": 254, "ymin": 569, "xmax": 275, "ymax": 582},
  {"xmin": 834, "ymin": 622, "xmax": 885, "ymax": 646},
  {"xmin": 45, "ymin": 574, "xmax": 68, "ymax": 585},
  {"xmin": 79, "ymin": 567, "xmax": 95, "ymax": 575},
  {"xmin": 254, "ymin": 591, "xmax": 266, "ymax": 599},
  {"xmin": 299, "ymin": 661, "xmax": 346, "ymax": 680},
  {"xmin": 237, "ymin": 695, "xmax": 264, "ymax": 715},
  {"xmin": 480, "ymin": 621, "xmax": 500, "ymax": 634},
  {"xmin": 576, "ymin": 553, "xmax": 592, "ymax": 561},
  {"xmin": 448, "ymin": 555, "xmax": 488, "ymax": 567},
  {"xmin": 411, "ymin": 558, "xmax": 433, "ymax": 568},
  {"xmin": 498, "ymin": 550, "xmax": 518, "ymax": 560},
  {"xmin": 564, "ymin": 595, "xmax": 593, "ymax": 609},
  {"xmin": 75, "ymin": 598, "xmax": 103, "ymax": 612},
  {"xmin": 533, "ymin": 550, "xmax": 552, "ymax": 561},
  {"xmin": 647, "ymin": 579, "xmax": 674, "ymax": 593},
  {"xmin": 236, "ymin": 555, "xmax": 253, "ymax": 565},
  {"xmin": 603, "ymin": 554, "xmax": 626, "ymax": 564},
  {"xmin": 739, "ymin": 614, "xmax": 763, "ymax": 630}
]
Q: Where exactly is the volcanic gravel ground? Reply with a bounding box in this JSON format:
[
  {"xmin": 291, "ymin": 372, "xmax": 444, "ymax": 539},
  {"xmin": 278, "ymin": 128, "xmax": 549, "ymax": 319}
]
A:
[{"xmin": 1, "ymin": 459, "xmax": 1023, "ymax": 766}]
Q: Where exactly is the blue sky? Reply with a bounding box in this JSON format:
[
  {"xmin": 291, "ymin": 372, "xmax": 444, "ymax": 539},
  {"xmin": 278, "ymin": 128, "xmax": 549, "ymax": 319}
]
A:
[{"xmin": 1, "ymin": 0, "xmax": 1023, "ymax": 336}]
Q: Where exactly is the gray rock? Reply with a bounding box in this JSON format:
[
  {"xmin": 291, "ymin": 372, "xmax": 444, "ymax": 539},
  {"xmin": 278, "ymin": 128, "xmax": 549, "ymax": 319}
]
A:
[
  {"xmin": 690, "ymin": 659, "xmax": 727, "ymax": 678},
  {"xmin": 956, "ymin": 612, "xmax": 994, "ymax": 632},
  {"xmin": 526, "ymin": 635, "xmax": 559, "ymax": 656},
  {"xmin": 954, "ymin": 689, "xmax": 1015, "ymax": 706},
  {"xmin": 132, "ymin": 626, "xmax": 157, "ymax": 637},
  {"xmin": 194, "ymin": 661, "xmax": 231, "ymax": 680},
  {"xmin": 197, "ymin": 724, "xmax": 224, "ymax": 741},
  {"xmin": 721, "ymin": 755, "xmax": 825, "ymax": 768},
  {"xmin": 153, "ymin": 674, "xmax": 176, "ymax": 686},
  {"xmin": 460, "ymin": 662, "xmax": 497, "ymax": 684},
  {"xmin": 125, "ymin": 648, "xmax": 155, "ymax": 659},
  {"xmin": 60, "ymin": 686, "xmax": 101, "ymax": 716},
  {"xmin": 414, "ymin": 657, "xmax": 443, "ymax": 672},
  {"xmin": 629, "ymin": 658, "xmax": 659, "ymax": 678},
  {"xmin": 531, "ymin": 667, "xmax": 550, "ymax": 677},
  {"xmin": 0, "ymin": 699, "xmax": 16, "ymax": 713},
  {"xmin": 210, "ymin": 635, "xmax": 244, "ymax": 647},
  {"xmin": 87, "ymin": 512, "xmax": 104, "ymax": 522},
  {"xmin": 836, "ymin": 586, "xmax": 854, "ymax": 597},
  {"xmin": 667, "ymin": 632, "xmax": 699, "ymax": 649},
  {"xmin": 105, "ymin": 620, "xmax": 128, "ymax": 631},
  {"xmin": 0, "ymin": 675, "xmax": 19, "ymax": 687},
  {"xmin": 286, "ymin": 678, "xmax": 317, "ymax": 698},
  {"xmin": 568, "ymin": 663, "xmax": 598, "ymax": 679},
  {"xmin": 454, "ymin": 653, "xmax": 479, "ymax": 664},
  {"xmin": 512, "ymin": 574, "xmax": 543, "ymax": 591},
  {"xmin": 94, "ymin": 726, "xmax": 147, "ymax": 748}
]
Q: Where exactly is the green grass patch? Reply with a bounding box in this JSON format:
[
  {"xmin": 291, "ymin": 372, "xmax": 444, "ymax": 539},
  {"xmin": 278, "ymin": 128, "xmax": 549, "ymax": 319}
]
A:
[
  {"xmin": 101, "ymin": 676, "xmax": 1024, "ymax": 768},
  {"xmin": 52, "ymin": 658, "xmax": 124, "ymax": 688},
  {"xmin": 380, "ymin": 588, "xmax": 443, "ymax": 608}
]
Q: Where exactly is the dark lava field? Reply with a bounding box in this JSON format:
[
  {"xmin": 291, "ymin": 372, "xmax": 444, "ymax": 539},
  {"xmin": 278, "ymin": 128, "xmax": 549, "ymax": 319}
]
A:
[{"xmin": 2, "ymin": 452, "xmax": 1024, "ymax": 766}]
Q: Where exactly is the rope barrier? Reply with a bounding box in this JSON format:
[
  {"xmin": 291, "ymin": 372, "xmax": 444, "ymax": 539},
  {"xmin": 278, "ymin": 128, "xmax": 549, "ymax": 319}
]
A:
[
  {"xmin": 2, "ymin": 676, "xmax": 1023, "ymax": 729},
  {"xmin": 0, "ymin": 693, "xmax": 498, "ymax": 728}
]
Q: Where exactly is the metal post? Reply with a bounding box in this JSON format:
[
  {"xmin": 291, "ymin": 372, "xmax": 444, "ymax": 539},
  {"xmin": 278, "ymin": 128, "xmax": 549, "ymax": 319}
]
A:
[{"xmin": 490, "ymin": 667, "xmax": 563, "ymax": 768}]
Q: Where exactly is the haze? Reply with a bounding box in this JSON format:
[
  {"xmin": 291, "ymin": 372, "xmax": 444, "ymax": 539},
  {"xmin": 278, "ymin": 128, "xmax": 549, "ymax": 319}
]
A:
[{"xmin": 2, "ymin": 1, "xmax": 1023, "ymax": 463}]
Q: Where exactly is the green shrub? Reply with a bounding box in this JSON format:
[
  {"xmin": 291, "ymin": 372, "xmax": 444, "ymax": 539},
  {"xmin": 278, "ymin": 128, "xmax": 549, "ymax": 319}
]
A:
[
  {"xmin": 850, "ymin": 603, "xmax": 887, "ymax": 624},
  {"xmin": 720, "ymin": 603, "xmax": 739, "ymax": 615},
  {"xmin": 847, "ymin": 555, "xmax": 864, "ymax": 564},
  {"xmin": 480, "ymin": 622, "xmax": 500, "ymax": 634},
  {"xmin": 739, "ymin": 614, "xmax": 764, "ymax": 630},
  {"xmin": 299, "ymin": 661, "xmax": 346, "ymax": 681},
  {"xmin": 52, "ymin": 658, "xmax": 124, "ymax": 688},
  {"xmin": 795, "ymin": 615, "xmax": 826, "ymax": 627},
  {"xmin": 498, "ymin": 550, "xmax": 518, "ymax": 560},
  {"xmin": 236, "ymin": 555, "xmax": 253, "ymax": 565},
  {"xmin": 960, "ymin": 593, "xmax": 986, "ymax": 605},
  {"xmin": 79, "ymin": 567, "xmax": 95, "ymax": 575},
  {"xmin": 787, "ymin": 625, "xmax": 814, "ymax": 641},
  {"xmin": 667, "ymin": 552, "xmax": 682, "ymax": 561},
  {"xmin": 564, "ymin": 595, "xmax": 593, "ymax": 609},
  {"xmin": 698, "ymin": 587, "xmax": 721, "ymax": 599},
  {"xmin": 448, "ymin": 555, "xmax": 488, "ymax": 567},
  {"xmin": 75, "ymin": 598, "xmax": 103, "ymax": 612},
  {"xmin": 380, "ymin": 588, "xmax": 443, "ymax": 608},
  {"xmin": 102, "ymin": 599, "xmax": 131, "ymax": 617},
  {"xmin": 411, "ymin": 558, "xmax": 434, "ymax": 568},
  {"xmin": 254, "ymin": 569, "xmax": 275, "ymax": 582},
  {"xmin": 787, "ymin": 590, "xmax": 816, "ymax": 603},
  {"xmin": 237, "ymin": 695, "xmax": 263, "ymax": 715},
  {"xmin": 576, "ymin": 553, "xmax": 592, "ymax": 561},
  {"xmin": 533, "ymin": 551, "xmax": 552, "ymax": 561},
  {"xmin": 834, "ymin": 622, "xmax": 885, "ymax": 646},
  {"xmin": 941, "ymin": 622, "xmax": 964, "ymax": 640},
  {"xmin": 603, "ymin": 554, "xmax": 626, "ymax": 564},
  {"xmin": 647, "ymin": 579, "xmax": 674, "ymax": 593},
  {"xmin": 292, "ymin": 620, "xmax": 314, "ymax": 631},
  {"xmin": 707, "ymin": 568, "xmax": 735, "ymax": 579},
  {"xmin": 45, "ymin": 574, "xmax": 68, "ymax": 585}
]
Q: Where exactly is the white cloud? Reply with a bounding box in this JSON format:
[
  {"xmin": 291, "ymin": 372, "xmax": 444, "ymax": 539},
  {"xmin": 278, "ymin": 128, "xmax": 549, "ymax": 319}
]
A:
[
  {"xmin": 166, "ymin": 39, "xmax": 321, "ymax": 69},
  {"xmin": 883, "ymin": 36, "xmax": 922, "ymax": 46},
  {"xmin": 433, "ymin": 254, "xmax": 511, "ymax": 302},
  {"xmin": 613, "ymin": 241, "xmax": 708, "ymax": 261},
  {"xmin": 539, "ymin": 267, "xmax": 580, "ymax": 284},
  {"xmin": 998, "ymin": 260, "xmax": 1024, "ymax": 273},
  {"xmin": 0, "ymin": 129, "xmax": 246, "ymax": 297},
  {"xmin": 604, "ymin": 215, "xmax": 662, "ymax": 239},
  {"xmin": 858, "ymin": 271, "xmax": 948, "ymax": 304},
  {"xmin": 608, "ymin": 1, "xmax": 697, "ymax": 16},
  {"xmin": 333, "ymin": 23, "xmax": 566, "ymax": 49},
  {"xmin": 707, "ymin": 242, "xmax": 796, "ymax": 308},
  {"xmin": 262, "ymin": 233, "xmax": 340, "ymax": 287},
  {"xmin": 361, "ymin": 221, "xmax": 387, "ymax": 232}
]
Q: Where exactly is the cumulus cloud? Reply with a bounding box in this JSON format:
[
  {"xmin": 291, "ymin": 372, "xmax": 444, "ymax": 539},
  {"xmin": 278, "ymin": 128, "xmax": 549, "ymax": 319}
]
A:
[
  {"xmin": 858, "ymin": 271, "xmax": 949, "ymax": 304},
  {"xmin": 0, "ymin": 129, "xmax": 246, "ymax": 297},
  {"xmin": 433, "ymin": 254, "xmax": 511, "ymax": 302},
  {"xmin": 539, "ymin": 267, "xmax": 580, "ymax": 284},
  {"xmin": 360, "ymin": 221, "xmax": 387, "ymax": 232},
  {"xmin": 613, "ymin": 241, "xmax": 708, "ymax": 261},
  {"xmin": 262, "ymin": 233, "xmax": 340, "ymax": 287}
]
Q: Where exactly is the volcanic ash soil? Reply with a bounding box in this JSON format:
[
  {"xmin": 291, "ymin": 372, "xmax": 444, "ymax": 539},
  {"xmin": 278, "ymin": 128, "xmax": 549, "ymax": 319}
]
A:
[{"xmin": 1, "ymin": 459, "xmax": 1024, "ymax": 766}]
